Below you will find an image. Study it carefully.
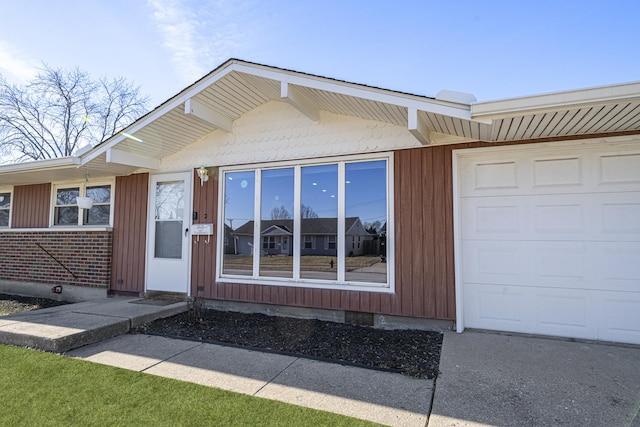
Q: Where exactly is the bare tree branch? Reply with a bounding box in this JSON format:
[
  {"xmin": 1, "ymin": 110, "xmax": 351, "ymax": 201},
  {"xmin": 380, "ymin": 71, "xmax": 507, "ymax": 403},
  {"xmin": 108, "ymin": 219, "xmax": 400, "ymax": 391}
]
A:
[{"xmin": 0, "ymin": 64, "xmax": 149, "ymax": 162}]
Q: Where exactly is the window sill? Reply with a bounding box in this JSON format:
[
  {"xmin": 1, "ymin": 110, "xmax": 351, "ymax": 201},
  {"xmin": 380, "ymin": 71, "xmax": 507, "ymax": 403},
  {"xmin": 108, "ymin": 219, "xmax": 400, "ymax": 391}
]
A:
[
  {"xmin": 216, "ymin": 276, "xmax": 394, "ymax": 294},
  {"xmin": 0, "ymin": 226, "xmax": 113, "ymax": 233}
]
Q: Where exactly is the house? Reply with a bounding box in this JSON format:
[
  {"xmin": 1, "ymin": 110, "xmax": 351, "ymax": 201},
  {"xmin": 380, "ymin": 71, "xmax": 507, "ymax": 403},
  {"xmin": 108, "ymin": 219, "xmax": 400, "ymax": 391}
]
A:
[
  {"xmin": 0, "ymin": 59, "xmax": 638, "ymax": 345},
  {"xmin": 230, "ymin": 217, "xmax": 375, "ymax": 256}
]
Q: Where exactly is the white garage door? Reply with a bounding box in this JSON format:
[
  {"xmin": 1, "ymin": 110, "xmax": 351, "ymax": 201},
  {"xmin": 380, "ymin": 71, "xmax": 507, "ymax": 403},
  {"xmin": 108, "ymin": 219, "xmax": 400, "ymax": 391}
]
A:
[{"xmin": 457, "ymin": 140, "xmax": 640, "ymax": 344}]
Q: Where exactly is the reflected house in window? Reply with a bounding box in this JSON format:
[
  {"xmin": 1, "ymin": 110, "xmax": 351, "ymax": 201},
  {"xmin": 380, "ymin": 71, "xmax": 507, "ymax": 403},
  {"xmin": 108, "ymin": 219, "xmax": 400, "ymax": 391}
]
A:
[
  {"xmin": 223, "ymin": 224, "xmax": 235, "ymax": 254},
  {"xmin": 230, "ymin": 217, "xmax": 376, "ymax": 256}
]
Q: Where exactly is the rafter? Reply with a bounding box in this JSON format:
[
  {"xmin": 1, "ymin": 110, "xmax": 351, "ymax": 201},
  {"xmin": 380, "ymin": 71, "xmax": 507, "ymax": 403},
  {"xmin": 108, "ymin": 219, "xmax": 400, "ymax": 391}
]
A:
[
  {"xmin": 106, "ymin": 148, "xmax": 161, "ymax": 169},
  {"xmin": 281, "ymin": 82, "xmax": 320, "ymax": 122},
  {"xmin": 184, "ymin": 98, "xmax": 233, "ymax": 132},
  {"xmin": 407, "ymin": 108, "xmax": 431, "ymax": 145}
]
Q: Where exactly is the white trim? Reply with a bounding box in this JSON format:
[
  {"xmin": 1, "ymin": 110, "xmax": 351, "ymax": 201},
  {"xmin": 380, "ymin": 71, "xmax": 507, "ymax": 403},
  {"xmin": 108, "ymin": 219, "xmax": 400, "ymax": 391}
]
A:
[
  {"xmin": 0, "ymin": 188, "xmax": 12, "ymax": 228},
  {"xmin": 0, "ymin": 227, "xmax": 112, "ymax": 233},
  {"xmin": 106, "ymin": 148, "xmax": 161, "ymax": 170},
  {"xmin": 0, "ymin": 157, "xmax": 79, "ymax": 174},
  {"xmin": 451, "ymin": 149, "xmax": 464, "ymax": 334},
  {"xmin": 232, "ymin": 62, "xmax": 472, "ymax": 119},
  {"xmin": 472, "ymin": 81, "xmax": 640, "ymax": 119}
]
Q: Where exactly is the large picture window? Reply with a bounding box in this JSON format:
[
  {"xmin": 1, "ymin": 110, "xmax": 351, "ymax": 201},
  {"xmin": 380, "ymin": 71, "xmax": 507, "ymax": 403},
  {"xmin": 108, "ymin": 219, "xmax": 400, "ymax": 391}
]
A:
[
  {"xmin": 219, "ymin": 155, "xmax": 392, "ymax": 291},
  {"xmin": 53, "ymin": 183, "xmax": 113, "ymax": 226}
]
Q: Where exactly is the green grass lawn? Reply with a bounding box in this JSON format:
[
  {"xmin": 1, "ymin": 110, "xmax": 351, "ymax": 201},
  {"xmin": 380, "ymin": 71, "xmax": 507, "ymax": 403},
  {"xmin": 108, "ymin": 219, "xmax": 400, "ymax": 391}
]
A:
[{"xmin": 0, "ymin": 344, "xmax": 379, "ymax": 427}]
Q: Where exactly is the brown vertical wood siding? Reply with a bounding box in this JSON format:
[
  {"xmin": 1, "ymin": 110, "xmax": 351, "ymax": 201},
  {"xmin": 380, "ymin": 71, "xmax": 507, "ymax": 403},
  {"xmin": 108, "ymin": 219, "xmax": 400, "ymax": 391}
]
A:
[
  {"xmin": 188, "ymin": 146, "xmax": 464, "ymax": 321},
  {"xmin": 190, "ymin": 169, "xmax": 218, "ymax": 297},
  {"xmin": 11, "ymin": 183, "xmax": 51, "ymax": 228},
  {"xmin": 110, "ymin": 173, "xmax": 148, "ymax": 293}
]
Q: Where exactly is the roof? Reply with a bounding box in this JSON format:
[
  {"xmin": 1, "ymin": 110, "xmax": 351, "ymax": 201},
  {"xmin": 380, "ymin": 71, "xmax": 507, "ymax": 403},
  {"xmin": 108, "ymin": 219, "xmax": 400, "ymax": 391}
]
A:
[
  {"xmin": 233, "ymin": 217, "xmax": 362, "ymax": 235},
  {"xmin": 1, "ymin": 58, "xmax": 638, "ymax": 185}
]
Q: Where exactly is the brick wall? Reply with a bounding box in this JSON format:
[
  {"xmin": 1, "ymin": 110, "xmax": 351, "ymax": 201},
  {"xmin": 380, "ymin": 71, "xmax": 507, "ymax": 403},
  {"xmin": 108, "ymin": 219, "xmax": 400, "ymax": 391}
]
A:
[{"xmin": 0, "ymin": 231, "xmax": 112, "ymax": 288}]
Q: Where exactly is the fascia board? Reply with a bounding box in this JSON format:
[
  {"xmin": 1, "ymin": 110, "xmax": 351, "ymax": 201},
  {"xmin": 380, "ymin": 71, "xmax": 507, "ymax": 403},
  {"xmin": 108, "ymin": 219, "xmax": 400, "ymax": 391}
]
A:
[
  {"xmin": 472, "ymin": 81, "xmax": 640, "ymax": 120},
  {"xmin": 0, "ymin": 157, "xmax": 78, "ymax": 174},
  {"xmin": 232, "ymin": 63, "xmax": 472, "ymax": 120}
]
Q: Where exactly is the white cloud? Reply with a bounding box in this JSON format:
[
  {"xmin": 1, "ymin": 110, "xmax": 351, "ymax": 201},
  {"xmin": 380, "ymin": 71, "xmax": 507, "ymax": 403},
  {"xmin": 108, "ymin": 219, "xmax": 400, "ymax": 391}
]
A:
[
  {"xmin": 147, "ymin": 0, "xmax": 257, "ymax": 84},
  {"xmin": 147, "ymin": 0, "xmax": 208, "ymax": 84},
  {"xmin": 0, "ymin": 41, "xmax": 38, "ymax": 83}
]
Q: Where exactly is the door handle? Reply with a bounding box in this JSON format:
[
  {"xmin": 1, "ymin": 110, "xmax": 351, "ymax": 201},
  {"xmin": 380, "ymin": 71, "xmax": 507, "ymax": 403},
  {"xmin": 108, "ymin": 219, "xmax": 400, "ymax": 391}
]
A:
[{"xmin": 185, "ymin": 228, "xmax": 189, "ymax": 237}]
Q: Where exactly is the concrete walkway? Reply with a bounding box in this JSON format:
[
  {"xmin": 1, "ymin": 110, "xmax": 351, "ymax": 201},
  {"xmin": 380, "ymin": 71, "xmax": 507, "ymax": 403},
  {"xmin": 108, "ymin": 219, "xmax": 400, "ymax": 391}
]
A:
[
  {"xmin": 67, "ymin": 334, "xmax": 432, "ymax": 426},
  {"xmin": 0, "ymin": 297, "xmax": 186, "ymax": 352}
]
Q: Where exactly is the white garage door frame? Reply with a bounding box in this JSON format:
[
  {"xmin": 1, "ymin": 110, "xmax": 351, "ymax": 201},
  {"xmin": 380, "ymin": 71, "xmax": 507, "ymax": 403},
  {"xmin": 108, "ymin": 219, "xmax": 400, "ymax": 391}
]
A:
[{"xmin": 452, "ymin": 135, "xmax": 640, "ymax": 343}]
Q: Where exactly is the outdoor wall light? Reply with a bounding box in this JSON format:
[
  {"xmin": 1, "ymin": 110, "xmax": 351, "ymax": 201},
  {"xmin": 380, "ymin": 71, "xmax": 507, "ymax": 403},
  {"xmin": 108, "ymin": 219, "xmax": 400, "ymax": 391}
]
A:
[{"xmin": 197, "ymin": 166, "xmax": 209, "ymax": 186}]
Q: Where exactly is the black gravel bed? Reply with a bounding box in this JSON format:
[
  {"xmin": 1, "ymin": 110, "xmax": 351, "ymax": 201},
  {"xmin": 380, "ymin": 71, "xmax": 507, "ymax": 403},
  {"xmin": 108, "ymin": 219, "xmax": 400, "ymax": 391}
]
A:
[
  {"xmin": 133, "ymin": 309, "xmax": 442, "ymax": 379},
  {"xmin": 0, "ymin": 293, "xmax": 70, "ymax": 316}
]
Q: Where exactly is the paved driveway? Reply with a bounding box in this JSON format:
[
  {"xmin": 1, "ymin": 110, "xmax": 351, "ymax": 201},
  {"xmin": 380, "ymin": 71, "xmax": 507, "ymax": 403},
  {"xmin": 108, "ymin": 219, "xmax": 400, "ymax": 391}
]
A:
[{"xmin": 429, "ymin": 331, "xmax": 640, "ymax": 426}]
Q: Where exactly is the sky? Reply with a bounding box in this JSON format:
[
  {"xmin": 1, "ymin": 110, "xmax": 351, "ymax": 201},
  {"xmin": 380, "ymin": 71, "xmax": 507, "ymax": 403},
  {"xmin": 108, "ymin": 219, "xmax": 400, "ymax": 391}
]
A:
[{"xmin": 1, "ymin": 0, "xmax": 638, "ymax": 109}]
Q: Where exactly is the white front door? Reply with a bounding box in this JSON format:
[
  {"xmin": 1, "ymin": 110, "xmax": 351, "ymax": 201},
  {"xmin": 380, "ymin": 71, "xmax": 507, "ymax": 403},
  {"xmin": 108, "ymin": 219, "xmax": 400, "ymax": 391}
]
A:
[{"xmin": 146, "ymin": 172, "xmax": 192, "ymax": 293}]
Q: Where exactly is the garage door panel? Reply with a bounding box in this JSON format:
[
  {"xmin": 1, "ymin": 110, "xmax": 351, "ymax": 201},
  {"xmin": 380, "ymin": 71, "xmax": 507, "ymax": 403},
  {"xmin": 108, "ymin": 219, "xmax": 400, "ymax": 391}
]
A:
[
  {"xmin": 603, "ymin": 295, "xmax": 640, "ymax": 343},
  {"xmin": 600, "ymin": 196, "xmax": 640, "ymax": 237},
  {"xmin": 463, "ymin": 241, "xmax": 529, "ymax": 286},
  {"xmin": 459, "ymin": 141, "xmax": 640, "ymax": 345},
  {"xmin": 532, "ymin": 155, "xmax": 583, "ymax": 188},
  {"xmin": 464, "ymin": 283, "xmax": 528, "ymax": 328},
  {"xmin": 598, "ymin": 243, "xmax": 640, "ymax": 292},
  {"xmin": 598, "ymin": 153, "xmax": 640, "ymax": 187}
]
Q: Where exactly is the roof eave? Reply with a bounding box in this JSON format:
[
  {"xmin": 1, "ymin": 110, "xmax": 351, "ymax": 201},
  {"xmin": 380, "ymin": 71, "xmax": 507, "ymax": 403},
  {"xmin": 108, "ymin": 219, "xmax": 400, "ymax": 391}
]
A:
[{"xmin": 472, "ymin": 81, "xmax": 640, "ymax": 120}]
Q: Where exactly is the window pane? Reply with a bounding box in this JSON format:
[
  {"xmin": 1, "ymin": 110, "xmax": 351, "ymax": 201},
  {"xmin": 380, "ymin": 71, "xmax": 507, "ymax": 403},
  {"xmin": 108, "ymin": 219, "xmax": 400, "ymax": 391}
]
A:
[
  {"xmin": 154, "ymin": 181, "xmax": 185, "ymax": 259},
  {"xmin": 86, "ymin": 185, "xmax": 111, "ymax": 203},
  {"xmin": 154, "ymin": 221, "xmax": 182, "ymax": 259},
  {"xmin": 85, "ymin": 205, "xmax": 110, "ymax": 225},
  {"xmin": 0, "ymin": 193, "xmax": 10, "ymax": 209},
  {"xmin": 301, "ymin": 164, "xmax": 338, "ymax": 280},
  {"xmin": 57, "ymin": 188, "xmax": 79, "ymax": 205},
  {"xmin": 155, "ymin": 181, "xmax": 184, "ymax": 220},
  {"xmin": 0, "ymin": 193, "xmax": 9, "ymax": 227},
  {"xmin": 345, "ymin": 160, "xmax": 387, "ymax": 283},
  {"xmin": 223, "ymin": 171, "xmax": 255, "ymax": 276},
  {"xmin": 260, "ymin": 168, "xmax": 294, "ymax": 278},
  {"xmin": 55, "ymin": 206, "xmax": 78, "ymax": 225}
]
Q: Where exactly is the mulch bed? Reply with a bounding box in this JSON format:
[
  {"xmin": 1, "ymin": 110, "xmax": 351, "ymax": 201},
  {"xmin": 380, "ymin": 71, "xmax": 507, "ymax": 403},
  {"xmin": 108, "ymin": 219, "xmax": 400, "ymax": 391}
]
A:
[
  {"xmin": 133, "ymin": 308, "xmax": 443, "ymax": 379},
  {"xmin": 0, "ymin": 293, "xmax": 69, "ymax": 316}
]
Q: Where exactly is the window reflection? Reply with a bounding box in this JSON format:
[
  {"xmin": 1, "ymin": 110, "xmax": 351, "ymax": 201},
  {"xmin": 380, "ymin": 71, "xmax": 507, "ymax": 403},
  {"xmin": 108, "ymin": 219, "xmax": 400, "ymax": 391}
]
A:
[
  {"xmin": 54, "ymin": 188, "xmax": 79, "ymax": 225},
  {"xmin": 223, "ymin": 171, "xmax": 255, "ymax": 276},
  {"xmin": 0, "ymin": 193, "xmax": 9, "ymax": 227},
  {"xmin": 260, "ymin": 168, "xmax": 294, "ymax": 278},
  {"xmin": 345, "ymin": 161, "xmax": 387, "ymax": 283},
  {"xmin": 154, "ymin": 181, "xmax": 184, "ymax": 259},
  {"xmin": 301, "ymin": 164, "xmax": 338, "ymax": 280}
]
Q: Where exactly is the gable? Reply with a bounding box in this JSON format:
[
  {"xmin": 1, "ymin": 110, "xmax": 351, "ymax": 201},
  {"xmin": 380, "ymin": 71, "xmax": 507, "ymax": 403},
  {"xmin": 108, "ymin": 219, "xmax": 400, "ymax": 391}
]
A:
[{"xmin": 161, "ymin": 100, "xmax": 421, "ymax": 170}]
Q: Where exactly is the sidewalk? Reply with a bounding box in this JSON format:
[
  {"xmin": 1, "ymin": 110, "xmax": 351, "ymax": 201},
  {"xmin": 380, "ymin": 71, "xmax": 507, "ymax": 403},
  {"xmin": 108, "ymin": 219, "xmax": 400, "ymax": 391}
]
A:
[{"xmin": 66, "ymin": 334, "xmax": 433, "ymax": 427}]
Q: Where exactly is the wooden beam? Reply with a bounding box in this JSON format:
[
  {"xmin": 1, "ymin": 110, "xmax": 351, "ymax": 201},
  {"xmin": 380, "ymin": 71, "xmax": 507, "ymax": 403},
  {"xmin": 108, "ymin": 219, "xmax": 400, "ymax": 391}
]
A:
[
  {"xmin": 281, "ymin": 82, "xmax": 320, "ymax": 122},
  {"xmin": 106, "ymin": 148, "xmax": 161, "ymax": 170},
  {"xmin": 408, "ymin": 108, "xmax": 431, "ymax": 145},
  {"xmin": 184, "ymin": 98, "xmax": 233, "ymax": 133}
]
